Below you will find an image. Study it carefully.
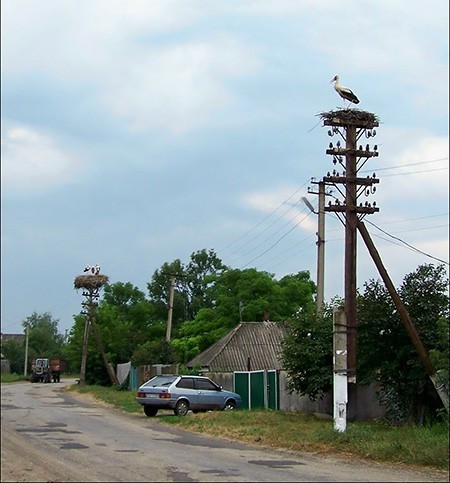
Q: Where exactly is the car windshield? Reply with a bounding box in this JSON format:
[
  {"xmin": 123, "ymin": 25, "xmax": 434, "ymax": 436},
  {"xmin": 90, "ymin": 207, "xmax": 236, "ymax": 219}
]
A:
[{"xmin": 142, "ymin": 375, "xmax": 177, "ymax": 387}]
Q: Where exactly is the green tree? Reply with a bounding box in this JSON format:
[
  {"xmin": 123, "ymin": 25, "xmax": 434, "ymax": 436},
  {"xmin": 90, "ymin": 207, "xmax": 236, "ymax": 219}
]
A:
[
  {"xmin": 66, "ymin": 283, "xmax": 162, "ymax": 385},
  {"xmin": 24, "ymin": 312, "xmax": 65, "ymax": 367},
  {"xmin": 171, "ymin": 268, "xmax": 316, "ymax": 363},
  {"xmin": 147, "ymin": 259, "xmax": 187, "ymax": 326},
  {"xmin": 1, "ymin": 339, "xmax": 25, "ymax": 374},
  {"xmin": 358, "ymin": 263, "xmax": 449, "ymax": 424},
  {"xmin": 282, "ymin": 301, "xmax": 336, "ymax": 400}
]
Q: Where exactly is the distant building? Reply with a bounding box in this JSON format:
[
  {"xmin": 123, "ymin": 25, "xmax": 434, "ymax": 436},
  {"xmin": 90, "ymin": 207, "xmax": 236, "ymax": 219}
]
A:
[
  {"xmin": 186, "ymin": 321, "xmax": 289, "ymax": 372},
  {"xmin": 1, "ymin": 333, "xmax": 26, "ymax": 344}
]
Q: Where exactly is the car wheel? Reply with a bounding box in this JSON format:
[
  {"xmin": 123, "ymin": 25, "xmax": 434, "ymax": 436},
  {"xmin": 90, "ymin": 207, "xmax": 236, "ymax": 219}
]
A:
[
  {"xmin": 174, "ymin": 400, "xmax": 189, "ymax": 416},
  {"xmin": 143, "ymin": 406, "xmax": 158, "ymax": 417},
  {"xmin": 224, "ymin": 400, "xmax": 236, "ymax": 411}
]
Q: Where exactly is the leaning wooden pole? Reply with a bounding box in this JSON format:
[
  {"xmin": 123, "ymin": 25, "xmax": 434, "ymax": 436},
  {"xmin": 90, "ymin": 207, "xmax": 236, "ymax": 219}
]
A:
[{"xmin": 357, "ymin": 221, "xmax": 449, "ymax": 411}]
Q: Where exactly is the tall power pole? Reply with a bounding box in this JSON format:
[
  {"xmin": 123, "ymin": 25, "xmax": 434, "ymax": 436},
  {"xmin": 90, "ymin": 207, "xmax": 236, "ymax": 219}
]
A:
[
  {"xmin": 166, "ymin": 276, "xmax": 176, "ymax": 342},
  {"xmin": 23, "ymin": 320, "xmax": 30, "ymax": 377},
  {"xmin": 319, "ymin": 109, "xmax": 380, "ymax": 430},
  {"xmin": 75, "ymin": 265, "xmax": 118, "ymax": 386},
  {"xmin": 304, "ymin": 180, "xmax": 326, "ymax": 313}
]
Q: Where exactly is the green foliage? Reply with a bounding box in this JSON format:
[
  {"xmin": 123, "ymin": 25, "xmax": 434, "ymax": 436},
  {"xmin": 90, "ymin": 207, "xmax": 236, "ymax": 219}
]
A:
[
  {"xmin": 429, "ymin": 317, "xmax": 449, "ymax": 391},
  {"xmin": 282, "ymin": 303, "xmax": 334, "ymax": 400},
  {"xmin": 1, "ymin": 340, "xmax": 26, "ymax": 374},
  {"xmin": 131, "ymin": 339, "xmax": 175, "ymax": 366},
  {"xmin": 358, "ymin": 263, "xmax": 449, "ymax": 424},
  {"xmin": 1, "ymin": 312, "xmax": 66, "ymax": 374},
  {"xmin": 25, "ymin": 312, "xmax": 65, "ymax": 361},
  {"xmin": 0, "ymin": 373, "xmax": 29, "ymax": 383}
]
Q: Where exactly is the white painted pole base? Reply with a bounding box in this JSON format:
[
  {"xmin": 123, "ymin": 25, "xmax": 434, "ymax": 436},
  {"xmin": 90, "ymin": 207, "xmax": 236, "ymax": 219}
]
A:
[{"xmin": 333, "ymin": 372, "xmax": 348, "ymax": 432}]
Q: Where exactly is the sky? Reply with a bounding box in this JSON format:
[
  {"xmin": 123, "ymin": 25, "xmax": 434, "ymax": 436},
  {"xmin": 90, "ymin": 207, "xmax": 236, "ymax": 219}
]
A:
[{"xmin": 1, "ymin": 0, "xmax": 448, "ymax": 337}]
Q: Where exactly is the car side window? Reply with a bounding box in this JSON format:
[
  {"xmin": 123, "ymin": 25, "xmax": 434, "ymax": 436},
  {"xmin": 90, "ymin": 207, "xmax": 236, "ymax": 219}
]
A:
[
  {"xmin": 176, "ymin": 378, "xmax": 195, "ymax": 389},
  {"xmin": 195, "ymin": 379, "xmax": 218, "ymax": 391}
]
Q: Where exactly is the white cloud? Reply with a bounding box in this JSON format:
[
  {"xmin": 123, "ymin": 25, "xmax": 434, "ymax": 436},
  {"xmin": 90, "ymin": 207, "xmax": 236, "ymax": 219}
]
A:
[
  {"xmin": 100, "ymin": 36, "xmax": 261, "ymax": 133},
  {"xmin": 243, "ymin": 185, "xmax": 317, "ymax": 234},
  {"xmin": 1, "ymin": 124, "xmax": 82, "ymax": 196},
  {"xmin": 374, "ymin": 132, "xmax": 449, "ymax": 206}
]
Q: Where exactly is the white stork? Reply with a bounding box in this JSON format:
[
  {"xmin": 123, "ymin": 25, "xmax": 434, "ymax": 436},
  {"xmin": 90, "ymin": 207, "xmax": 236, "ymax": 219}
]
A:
[{"xmin": 331, "ymin": 75, "xmax": 360, "ymax": 105}]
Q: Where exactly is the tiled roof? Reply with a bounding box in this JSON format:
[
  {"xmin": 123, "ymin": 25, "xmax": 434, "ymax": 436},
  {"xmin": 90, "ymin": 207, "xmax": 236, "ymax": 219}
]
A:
[{"xmin": 186, "ymin": 321, "xmax": 290, "ymax": 372}]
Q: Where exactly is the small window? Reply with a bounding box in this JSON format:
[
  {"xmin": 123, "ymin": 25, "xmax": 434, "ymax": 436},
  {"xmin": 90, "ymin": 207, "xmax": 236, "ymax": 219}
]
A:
[
  {"xmin": 195, "ymin": 378, "xmax": 218, "ymax": 391},
  {"xmin": 176, "ymin": 378, "xmax": 195, "ymax": 389}
]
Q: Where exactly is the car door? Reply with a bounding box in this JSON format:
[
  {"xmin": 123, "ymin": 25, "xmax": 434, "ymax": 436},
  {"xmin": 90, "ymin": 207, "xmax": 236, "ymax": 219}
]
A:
[
  {"xmin": 174, "ymin": 377, "xmax": 198, "ymax": 408},
  {"xmin": 194, "ymin": 378, "xmax": 224, "ymax": 410}
]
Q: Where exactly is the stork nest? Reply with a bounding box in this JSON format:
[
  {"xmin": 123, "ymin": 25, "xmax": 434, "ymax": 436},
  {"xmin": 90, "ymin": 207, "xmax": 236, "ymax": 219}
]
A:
[
  {"xmin": 318, "ymin": 109, "xmax": 379, "ymax": 127},
  {"xmin": 74, "ymin": 274, "xmax": 109, "ymax": 290}
]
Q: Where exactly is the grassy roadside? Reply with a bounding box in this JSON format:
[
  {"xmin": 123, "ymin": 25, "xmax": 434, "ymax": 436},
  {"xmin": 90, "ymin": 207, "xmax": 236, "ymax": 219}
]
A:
[{"xmin": 64, "ymin": 383, "xmax": 449, "ymax": 472}]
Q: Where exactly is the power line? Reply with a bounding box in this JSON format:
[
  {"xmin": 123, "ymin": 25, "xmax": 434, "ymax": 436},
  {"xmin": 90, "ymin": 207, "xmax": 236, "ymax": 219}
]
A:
[
  {"xmin": 361, "ymin": 157, "xmax": 448, "ymax": 174},
  {"xmin": 220, "ymin": 156, "xmax": 448, "ymax": 272},
  {"xmin": 365, "ymin": 219, "xmax": 449, "ymax": 265},
  {"xmin": 217, "ymin": 180, "xmax": 310, "ymax": 254}
]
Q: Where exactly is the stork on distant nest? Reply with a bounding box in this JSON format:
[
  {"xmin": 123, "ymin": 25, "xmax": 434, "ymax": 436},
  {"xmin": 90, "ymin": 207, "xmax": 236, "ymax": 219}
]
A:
[{"xmin": 331, "ymin": 75, "xmax": 360, "ymax": 106}]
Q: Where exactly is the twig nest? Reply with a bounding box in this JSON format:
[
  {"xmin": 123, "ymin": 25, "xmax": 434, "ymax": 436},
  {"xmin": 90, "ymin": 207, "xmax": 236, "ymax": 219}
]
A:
[
  {"xmin": 74, "ymin": 274, "xmax": 109, "ymax": 290},
  {"xmin": 318, "ymin": 109, "xmax": 379, "ymax": 127}
]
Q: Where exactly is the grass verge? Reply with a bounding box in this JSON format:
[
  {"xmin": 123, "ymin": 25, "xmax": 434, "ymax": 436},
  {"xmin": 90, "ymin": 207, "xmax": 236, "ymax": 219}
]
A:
[{"xmin": 66, "ymin": 384, "xmax": 449, "ymax": 471}]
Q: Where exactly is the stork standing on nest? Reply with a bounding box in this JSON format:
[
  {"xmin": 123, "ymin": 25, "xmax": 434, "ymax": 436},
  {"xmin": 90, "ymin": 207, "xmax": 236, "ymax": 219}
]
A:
[{"xmin": 331, "ymin": 75, "xmax": 360, "ymax": 106}]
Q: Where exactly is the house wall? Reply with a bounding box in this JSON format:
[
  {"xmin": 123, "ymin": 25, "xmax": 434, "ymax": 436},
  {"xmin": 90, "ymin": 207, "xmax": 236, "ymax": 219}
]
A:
[
  {"xmin": 203, "ymin": 370, "xmax": 385, "ymax": 421},
  {"xmin": 1, "ymin": 359, "xmax": 11, "ymax": 375}
]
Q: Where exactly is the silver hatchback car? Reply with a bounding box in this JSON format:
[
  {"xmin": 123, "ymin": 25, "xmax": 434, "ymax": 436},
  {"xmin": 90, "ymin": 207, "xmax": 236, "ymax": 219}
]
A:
[{"xmin": 136, "ymin": 375, "xmax": 242, "ymax": 417}]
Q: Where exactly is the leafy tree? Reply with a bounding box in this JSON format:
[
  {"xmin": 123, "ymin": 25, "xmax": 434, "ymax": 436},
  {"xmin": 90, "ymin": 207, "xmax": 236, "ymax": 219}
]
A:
[
  {"xmin": 171, "ymin": 268, "xmax": 316, "ymax": 363},
  {"xmin": 358, "ymin": 263, "xmax": 449, "ymax": 424},
  {"xmin": 66, "ymin": 283, "xmax": 163, "ymax": 385},
  {"xmin": 147, "ymin": 259, "xmax": 187, "ymax": 325},
  {"xmin": 147, "ymin": 249, "xmax": 227, "ymax": 327},
  {"xmin": 429, "ymin": 317, "xmax": 449, "ymax": 391},
  {"xmin": 1, "ymin": 339, "xmax": 25, "ymax": 374},
  {"xmin": 282, "ymin": 301, "xmax": 336, "ymax": 400},
  {"xmin": 131, "ymin": 339, "xmax": 175, "ymax": 366},
  {"xmin": 184, "ymin": 249, "xmax": 228, "ymax": 317},
  {"xmin": 1, "ymin": 312, "xmax": 66, "ymax": 374}
]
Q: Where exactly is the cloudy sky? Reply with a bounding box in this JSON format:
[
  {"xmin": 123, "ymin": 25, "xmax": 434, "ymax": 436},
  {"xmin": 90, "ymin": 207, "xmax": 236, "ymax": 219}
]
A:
[{"xmin": 1, "ymin": 0, "xmax": 448, "ymax": 336}]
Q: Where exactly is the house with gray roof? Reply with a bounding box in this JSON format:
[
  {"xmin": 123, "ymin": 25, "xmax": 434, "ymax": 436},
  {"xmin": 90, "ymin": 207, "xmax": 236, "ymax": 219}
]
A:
[{"xmin": 186, "ymin": 321, "xmax": 289, "ymax": 372}]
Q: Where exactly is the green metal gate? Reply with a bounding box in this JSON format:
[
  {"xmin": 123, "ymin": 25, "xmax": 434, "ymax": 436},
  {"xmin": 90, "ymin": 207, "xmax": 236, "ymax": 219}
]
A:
[{"xmin": 234, "ymin": 370, "xmax": 280, "ymax": 410}]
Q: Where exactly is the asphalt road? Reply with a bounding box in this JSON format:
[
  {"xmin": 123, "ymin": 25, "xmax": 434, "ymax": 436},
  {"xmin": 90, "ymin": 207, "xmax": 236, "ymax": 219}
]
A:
[{"xmin": 1, "ymin": 379, "xmax": 448, "ymax": 482}]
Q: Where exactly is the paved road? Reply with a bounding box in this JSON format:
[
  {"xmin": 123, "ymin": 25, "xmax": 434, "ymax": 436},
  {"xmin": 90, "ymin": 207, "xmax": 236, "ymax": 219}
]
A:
[{"xmin": 1, "ymin": 379, "xmax": 448, "ymax": 482}]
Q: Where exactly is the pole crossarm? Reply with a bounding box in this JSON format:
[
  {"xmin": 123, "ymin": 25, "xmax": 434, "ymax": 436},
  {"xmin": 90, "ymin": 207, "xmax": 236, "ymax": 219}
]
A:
[
  {"xmin": 326, "ymin": 148, "xmax": 379, "ymax": 158},
  {"xmin": 325, "ymin": 205, "xmax": 379, "ymax": 214},
  {"xmin": 323, "ymin": 176, "xmax": 379, "ymax": 186}
]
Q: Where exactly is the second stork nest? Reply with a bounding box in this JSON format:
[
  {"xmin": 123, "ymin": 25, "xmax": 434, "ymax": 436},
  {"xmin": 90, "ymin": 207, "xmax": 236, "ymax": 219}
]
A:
[{"xmin": 74, "ymin": 274, "xmax": 109, "ymax": 290}]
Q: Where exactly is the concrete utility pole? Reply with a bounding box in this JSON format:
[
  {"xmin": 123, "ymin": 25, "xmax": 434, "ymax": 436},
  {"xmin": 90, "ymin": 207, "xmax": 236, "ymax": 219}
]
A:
[
  {"xmin": 319, "ymin": 109, "xmax": 380, "ymax": 430},
  {"xmin": 23, "ymin": 320, "xmax": 29, "ymax": 377},
  {"xmin": 166, "ymin": 276, "xmax": 175, "ymax": 342},
  {"xmin": 304, "ymin": 181, "xmax": 326, "ymax": 313}
]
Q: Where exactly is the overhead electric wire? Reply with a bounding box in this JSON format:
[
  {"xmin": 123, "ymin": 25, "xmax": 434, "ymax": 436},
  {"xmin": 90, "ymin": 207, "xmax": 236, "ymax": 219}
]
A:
[
  {"xmin": 241, "ymin": 211, "xmax": 312, "ymax": 268},
  {"xmin": 217, "ymin": 180, "xmax": 310, "ymax": 254},
  {"xmin": 221, "ymin": 156, "xmax": 448, "ymax": 273},
  {"xmin": 365, "ymin": 219, "xmax": 449, "ymax": 265}
]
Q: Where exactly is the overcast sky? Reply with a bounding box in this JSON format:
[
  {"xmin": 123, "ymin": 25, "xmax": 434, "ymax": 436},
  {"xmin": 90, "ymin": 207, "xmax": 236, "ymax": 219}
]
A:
[{"xmin": 1, "ymin": 0, "xmax": 448, "ymax": 336}]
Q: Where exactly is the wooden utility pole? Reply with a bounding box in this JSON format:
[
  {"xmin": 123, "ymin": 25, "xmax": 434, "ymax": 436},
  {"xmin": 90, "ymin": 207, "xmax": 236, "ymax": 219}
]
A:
[
  {"xmin": 357, "ymin": 220, "xmax": 449, "ymax": 411},
  {"xmin": 318, "ymin": 109, "xmax": 379, "ymax": 431},
  {"xmin": 321, "ymin": 109, "xmax": 379, "ymax": 382},
  {"xmin": 75, "ymin": 266, "xmax": 118, "ymax": 386}
]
